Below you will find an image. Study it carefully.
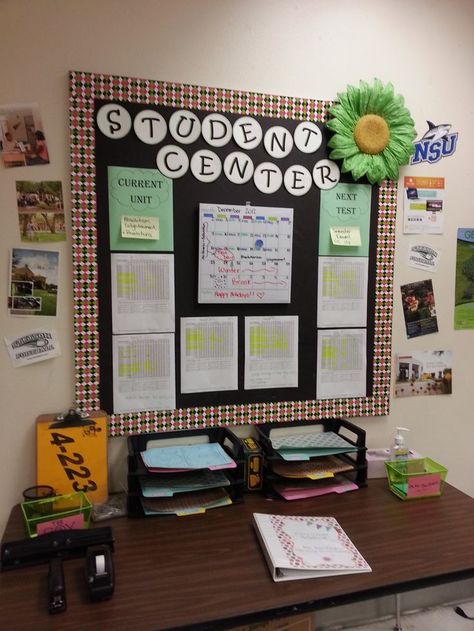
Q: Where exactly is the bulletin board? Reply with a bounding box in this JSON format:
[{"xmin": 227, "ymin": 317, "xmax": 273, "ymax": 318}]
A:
[{"xmin": 69, "ymin": 71, "xmax": 396, "ymax": 436}]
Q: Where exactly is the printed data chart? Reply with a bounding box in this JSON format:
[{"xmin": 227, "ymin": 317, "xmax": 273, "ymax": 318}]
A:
[{"xmin": 198, "ymin": 203, "xmax": 293, "ymax": 303}]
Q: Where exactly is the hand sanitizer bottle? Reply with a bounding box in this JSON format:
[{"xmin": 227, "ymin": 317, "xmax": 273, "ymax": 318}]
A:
[{"xmin": 390, "ymin": 427, "xmax": 410, "ymax": 460}]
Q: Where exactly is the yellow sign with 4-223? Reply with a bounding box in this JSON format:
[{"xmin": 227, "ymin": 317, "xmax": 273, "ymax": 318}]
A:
[{"xmin": 36, "ymin": 410, "xmax": 108, "ymax": 504}]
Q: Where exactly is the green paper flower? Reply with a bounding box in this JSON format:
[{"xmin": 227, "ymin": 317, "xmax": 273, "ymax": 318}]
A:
[{"xmin": 326, "ymin": 79, "xmax": 416, "ymax": 185}]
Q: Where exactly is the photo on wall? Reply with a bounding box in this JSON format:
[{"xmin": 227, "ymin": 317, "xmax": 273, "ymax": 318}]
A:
[
  {"xmin": 395, "ymin": 350, "xmax": 452, "ymax": 397},
  {"xmin": 8, "ymin": 248, "xmax": 59, "ymax": 316},
  {"xmin": 0, "ymin": 103, "xmax": 50, "ymax": 168},
  {"xmin": 16, "ymin": 180, "xmax": 65, "ymax": 242}
]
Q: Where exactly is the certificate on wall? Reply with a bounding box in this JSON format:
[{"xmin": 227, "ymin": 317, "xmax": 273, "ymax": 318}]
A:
[
  {"xmin": 112, "ymin": 333, "xmax": 175, "ymax": 413},
  {"xmin": 198, "ymin": 203, "xmax": 293, "ymax": 304},
  {"xmin": 180, "ymin": 316, "xmax": 238, "ymax": 393},
  {"xmin": 244, "ymin": 316, "xmax": 298, "ymax": 389}
]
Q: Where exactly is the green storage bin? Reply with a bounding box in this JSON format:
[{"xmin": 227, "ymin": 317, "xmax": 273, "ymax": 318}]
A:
[
  {"xmin": 21, "ymin": 491, "xmax": 92, "ymax": 537},
  {"xmin": 385, "ymin": 457, "xmax": 447, "ymax": 500}
]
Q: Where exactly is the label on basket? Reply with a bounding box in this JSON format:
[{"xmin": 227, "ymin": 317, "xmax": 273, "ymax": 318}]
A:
[
  {"xmin": 407, "ymin": 473, "xmax": 441, "ymax": 497},
  {"xmin": 36, "ymin": 513, "xmax": 84, "ymax": 535}
]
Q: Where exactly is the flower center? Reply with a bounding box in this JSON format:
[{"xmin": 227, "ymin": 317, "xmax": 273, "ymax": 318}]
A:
[{"xmin": 354, "ymin": 114, "xmax": 390, "ymax": 154}]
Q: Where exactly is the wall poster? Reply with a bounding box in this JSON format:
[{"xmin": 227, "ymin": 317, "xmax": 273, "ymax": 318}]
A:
[{"xmin": 69, "ymin": 71, "xmax": 396, "ymax": 435}]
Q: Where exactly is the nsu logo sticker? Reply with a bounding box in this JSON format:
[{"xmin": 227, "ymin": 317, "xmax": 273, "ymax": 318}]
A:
[{"xmin": 411, "ymin": 121, "xmax": 458, "ymax": 165}]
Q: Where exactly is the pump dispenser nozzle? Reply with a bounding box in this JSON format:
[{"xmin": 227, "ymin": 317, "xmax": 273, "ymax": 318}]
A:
[{"xmin": 391, "ymin": 427, "xmax": 410, "ymax": 459}]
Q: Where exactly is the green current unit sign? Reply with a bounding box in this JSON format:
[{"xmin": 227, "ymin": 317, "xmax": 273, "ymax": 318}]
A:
[{"xmin": 108, "ymin": 166, "xmax": 174, "ymax": 252}]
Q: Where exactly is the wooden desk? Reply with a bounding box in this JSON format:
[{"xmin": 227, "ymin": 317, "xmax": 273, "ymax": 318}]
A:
[
  {"xmin": 1, "ymin": 480, "xmax": 474, "ymax": 630},
  {"xmin": 1, "ymin": 150, "xmax": 27, "ymax": 167}
]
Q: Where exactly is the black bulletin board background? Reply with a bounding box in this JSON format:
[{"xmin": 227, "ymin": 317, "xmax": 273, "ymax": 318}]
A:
[{"xmin": 93, "ymin": 100, "xmax": 379, "ymax": 414}]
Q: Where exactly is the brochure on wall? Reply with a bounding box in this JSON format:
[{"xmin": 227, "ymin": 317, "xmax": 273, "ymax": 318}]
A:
[
  {"xmin": 112, "ymin": 333, "xmax": 175, "ymax": 413},
  {"xmin": 454, "ymin": 228, "xmax": 474, "ymax": 330},
  {"xmin": 180, "ymin": 316, "xmax": 238, "ymax": 393},
  {"xmin": 244, "ymin": 315, "xmax": 298, "ymax": 389},
  {"xmin": 317, "ymin": 256, "xmax": 368, "ymax": 327},
  {"xmin": 403, "ymin": 176, "xmax": 445, "ymax": 234},
  {"xmin": 316, "ymin": 328, "xmax": 366, "ymax": 399},
  {"xmin": 319, "ymin": 183, "xmax": 372, "ymax": 257},
  {"xmin": 9, "ymin": 248, "xmax": 59, "ymax": 317},
  {"xmin": 395, "ymin": 350, "xmax": 452, "ymax": 397},
  {"xmin": 198, "ymin": 203, "xmax": 293, "ymax": 303},
  {"xmin": 253, "ymin": 513, "xmax": 371, "ymax": 581},
  {"xmin": 111, "ymin": 253, "xmax": 175, "ymax": 334},
  {"xmin": 401, "ymin": 279, "xmax": 438, "ymax": 338}
]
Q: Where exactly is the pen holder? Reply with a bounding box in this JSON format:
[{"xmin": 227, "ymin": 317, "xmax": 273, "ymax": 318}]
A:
[
  {"xmin": 21, "ymin": 491, "xmax": 92, "ymax": 537},
  {"xmin": 385, "ymin": 457, "xmax": 447, "ymax": 500}
]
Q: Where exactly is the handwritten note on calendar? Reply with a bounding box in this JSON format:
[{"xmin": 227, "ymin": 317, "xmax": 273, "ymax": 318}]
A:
[{"xmin": 198, "ymin": 203, "xmax": 293, "ymax": 303}]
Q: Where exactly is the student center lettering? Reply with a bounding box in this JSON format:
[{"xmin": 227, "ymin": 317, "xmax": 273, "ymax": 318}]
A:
[{"xmin": 96, "ymin": 103, "xmax": 341, "ymax": 195}]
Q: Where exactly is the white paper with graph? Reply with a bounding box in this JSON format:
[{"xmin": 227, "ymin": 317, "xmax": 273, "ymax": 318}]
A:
[
  {"xmin": 180, "ymin": 316, "xmax": 238, "ymax": 393},
  {"xmin": 111, "ymin": 253, "xmax": 175, "ymax": 334},
  {"xmin": 244, "ymin": 316, "xmax": 298, "ymax": 389},
  {"xmin": 317, "ymin": 256, "xmax": 368, "ymax": 328},
  {"xmin": 112, "ymin": 333, "xmax": 176, "ymax": 413},
  {"xmin": 316, "ymin": 329, "xmax": 366, "ymax": 399},
  {"xmin": 198, "ymin": 203, "xmax": 293, "ymax": 303}
]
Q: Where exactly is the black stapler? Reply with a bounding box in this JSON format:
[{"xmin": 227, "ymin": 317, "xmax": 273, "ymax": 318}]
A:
[{"xmin": 48, "ymin": 556, "xmax": 66, "ymax": 614}]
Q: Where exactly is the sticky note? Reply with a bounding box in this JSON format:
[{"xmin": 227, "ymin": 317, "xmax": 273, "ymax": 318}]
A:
[
  {"xmin": 330, "ymin": 226, "xmax": 361, "ymax": 246},
  {"xmin": 121, "ymin": 215, "xmax": 159, "ymax": 240}
]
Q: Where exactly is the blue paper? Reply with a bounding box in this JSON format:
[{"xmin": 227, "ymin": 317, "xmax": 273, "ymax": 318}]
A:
[{"xmin": 141, "ymin": 442, "xmax": 236, "ymax": 471}]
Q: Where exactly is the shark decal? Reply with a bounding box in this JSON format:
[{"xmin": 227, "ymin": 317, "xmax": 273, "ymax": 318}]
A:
[
  {"xmin": 411, "ymin": 120, "xmax": 458, "ymax": 164},
  {"xmin": 421, "ymin": 121, "xmax": 451, "ymax": 142}
]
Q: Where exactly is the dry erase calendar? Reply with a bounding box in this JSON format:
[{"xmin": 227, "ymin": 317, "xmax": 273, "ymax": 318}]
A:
[{"xmin": 198, "ymin": 203, "xmax": 294, "ymax": 303}]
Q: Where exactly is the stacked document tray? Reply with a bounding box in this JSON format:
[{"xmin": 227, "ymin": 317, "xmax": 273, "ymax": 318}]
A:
[
  {"xmin": 256, "ymin": 419, "xmax": 367, "ymax": 500},
  {"xmin": 127, "ymin": 428, "xmax": 246, "ymax": 516}
]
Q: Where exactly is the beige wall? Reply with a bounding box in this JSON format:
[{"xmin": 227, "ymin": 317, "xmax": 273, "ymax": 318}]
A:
[{"xmin": 1, "ymin": 0, "xmax": 473, "ymax": 547}]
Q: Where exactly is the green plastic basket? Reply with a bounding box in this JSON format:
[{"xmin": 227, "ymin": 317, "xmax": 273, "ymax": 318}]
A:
[
  {"xmin": 385, "ymin": 457, "xmax": 447, "ymax": 500},
  {"xmin": 21, "ymin": 491, "xmax": 92, "ymax": 537}
]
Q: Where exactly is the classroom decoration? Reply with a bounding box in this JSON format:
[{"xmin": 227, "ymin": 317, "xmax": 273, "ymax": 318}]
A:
[
  {"xmin": 69, "ymin": 71, "xmax": 397, "ymax": 435},
  {"xmin": 411, "ymin": 120, "xmax": 459, "ymax": 165},
  {"xmin": 326, "ymin": 79, "xmax": 416, "ymax": 184}
]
